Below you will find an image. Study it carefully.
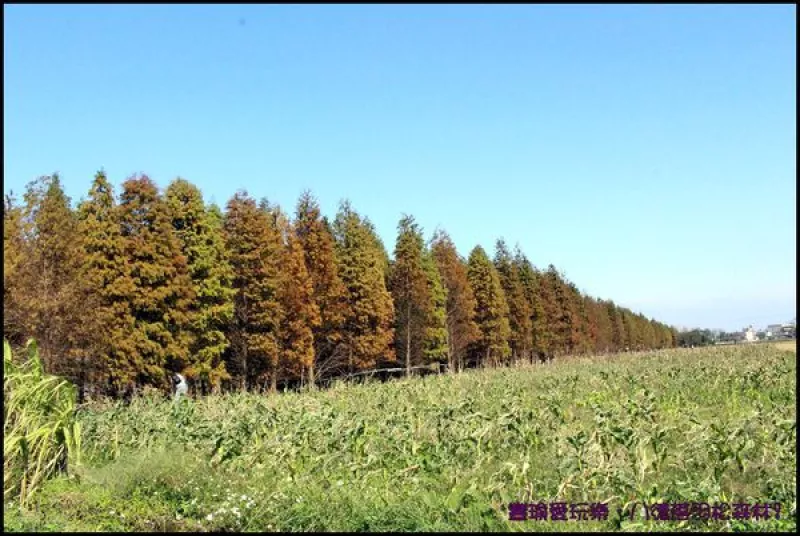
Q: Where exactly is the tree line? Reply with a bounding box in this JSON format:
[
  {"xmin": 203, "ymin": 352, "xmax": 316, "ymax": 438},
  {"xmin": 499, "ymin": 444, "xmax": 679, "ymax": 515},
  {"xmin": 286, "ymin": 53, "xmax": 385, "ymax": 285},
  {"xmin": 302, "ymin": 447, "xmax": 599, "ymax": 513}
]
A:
[{"xmin": 3, "ymin": 172, "xmax": 678, "ymax": 399}]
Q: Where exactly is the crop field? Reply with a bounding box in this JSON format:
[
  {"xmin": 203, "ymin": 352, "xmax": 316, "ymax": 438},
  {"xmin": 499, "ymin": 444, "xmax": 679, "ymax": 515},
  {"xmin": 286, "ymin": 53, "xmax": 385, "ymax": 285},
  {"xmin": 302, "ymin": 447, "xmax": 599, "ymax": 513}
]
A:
[
  {"xmin": 771, "ymin": 341, "xmax": 796, "ymax": 353},
  {"xmin": 4, "ymin": 344, "xmax": 796, "ymax": 532}
]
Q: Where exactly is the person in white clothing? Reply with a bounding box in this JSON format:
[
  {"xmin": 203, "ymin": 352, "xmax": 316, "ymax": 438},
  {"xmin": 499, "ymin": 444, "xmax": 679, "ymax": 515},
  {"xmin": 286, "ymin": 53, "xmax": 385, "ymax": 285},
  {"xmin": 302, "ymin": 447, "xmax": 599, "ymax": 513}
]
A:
[{"xmin": 172, "ymin": 373, "xmax": 188, "ymax": 400}]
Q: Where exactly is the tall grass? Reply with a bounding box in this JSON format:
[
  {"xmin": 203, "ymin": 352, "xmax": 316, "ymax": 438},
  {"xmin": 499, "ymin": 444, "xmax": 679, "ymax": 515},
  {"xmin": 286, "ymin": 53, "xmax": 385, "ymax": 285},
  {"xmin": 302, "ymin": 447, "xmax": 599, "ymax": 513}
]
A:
[
  {"xmin": 5, "ymin": 343, "xmax": 797, "ymax": 531},
  {"xmin": 3, "ymin": 339, "xmax": 80, "ymax": 506}
]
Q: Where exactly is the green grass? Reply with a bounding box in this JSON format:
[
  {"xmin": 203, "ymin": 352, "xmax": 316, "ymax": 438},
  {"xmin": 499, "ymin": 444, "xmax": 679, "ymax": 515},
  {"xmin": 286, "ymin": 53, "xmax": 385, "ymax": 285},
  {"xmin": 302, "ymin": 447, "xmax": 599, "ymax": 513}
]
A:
[{"xmin": 4, "ymin": 344, "xmax": 796, "ymax": 532}]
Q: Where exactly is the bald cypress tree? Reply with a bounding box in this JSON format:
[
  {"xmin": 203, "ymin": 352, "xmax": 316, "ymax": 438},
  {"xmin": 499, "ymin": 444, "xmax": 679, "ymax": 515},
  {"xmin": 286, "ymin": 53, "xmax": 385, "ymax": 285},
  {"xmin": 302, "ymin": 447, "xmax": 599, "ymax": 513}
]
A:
[
  {"xmin": 662, "ymin": 322, "xmax": 672, "ymax": 348},
  {"xmin": 421, "ymin": 250, "xmax": 449, "ymax": 367},
  {"xmin": 535, "ymin": 265, "xmax": 560, "ymax": 359},
  {"xmin": 513, "ymin": 248, "xmax": 548, "ymax": 361},
  {"xmin": 333, "ymin": 200, "xmax": 395, "ymax": 373},
  {"xmin": 10, "ymin": 175, "xmax": 86, "ymax": 379},
  {"xmin": 560, "ymin": 280, "xmax": 588, "ymax": 355},
  {"xmin": 561, "ymin": 278, "xmax": 584, "ymax": 355},
  {"xmin": 3, "ymin": 192, "xmax": 26, "ymax": 346},
  {"xmin": 368, "ymin": 219, "xmax": 392, "ymax": 288},
  {"xmin": 76, "ymin": 171, "xmax": 136, "ymax": 396},
  {"xmin": 277, "ymin": 217, "xmax": 321, "ymax": 387},
  {"xmin": 641, "ymin": 316, "xmax": 651, "ymax": 349},
  {"xmin": 542, "ymin": 266, "xmax": 567, "ymax": 355},
  {"xmin": 117, "ymin": 175, "xmax": 194, "ymax": 390},
  {"xmin": 494, "ymin": 240, "xmax": 533, "ymax": 364},
  {"xmin": 622, "ymin": 310, "xmax": 640, "ymax": 351},
  {"xmin": 543, "ymin": 267, "xmax": 587, "ymax": 356},
  {"xmin": 606, "ymin": 301, "xmax": 626, "ymax": 351},
  {"xmin": 575, "ymin": 290, "xmax": 594, "ymax": 355},
  {"xmin": 664, "ymin": 323, "xmax": 675, "ymax": 348},
  {"xmin": 207, "ymin": 202, "xmax": 224, "ymax": 228},
  {"xmin": 223, "ymin": 191, "xmax": 283, "ymax": 391},
  {"xmin": 592, "ymin": 298, "xmax": 614, "ymax": 353},
  {"xmin": 670, "ymin": 327, "xmax": 679, "ymax": 348},
  {"xmin": 389, "ymin": 215, "xmax": 430, "ymax": 374},
  {"xmin": 165, "ymin": 178, "xmax": 236, "ymax": 394},
  {"xmin": 467, "ymin": 245, "xmax": 511, "ymax": 368},
  {"xmin": 294, "ymin": 192, "xmax": 347, "ymax": 385},
  {"xmin": 431, "ymin": 230, "xmax": 479, "ymax": 373}
]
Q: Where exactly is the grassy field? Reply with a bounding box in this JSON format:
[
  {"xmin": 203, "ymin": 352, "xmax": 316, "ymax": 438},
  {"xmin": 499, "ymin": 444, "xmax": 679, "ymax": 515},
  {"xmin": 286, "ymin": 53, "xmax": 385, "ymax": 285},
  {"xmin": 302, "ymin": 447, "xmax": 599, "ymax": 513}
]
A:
[
  {"xmin": 4, "ymin": 344, "xmax": 796, "ymax": 532},
  {"xmin": 771, "ymin": 340, "xmax": 796, "ymax": 353}
]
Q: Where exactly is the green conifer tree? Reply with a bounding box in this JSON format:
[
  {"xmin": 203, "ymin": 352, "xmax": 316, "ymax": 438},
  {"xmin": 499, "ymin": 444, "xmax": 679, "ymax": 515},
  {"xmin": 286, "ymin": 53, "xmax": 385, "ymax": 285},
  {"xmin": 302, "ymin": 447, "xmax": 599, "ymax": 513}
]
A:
[
  {"xmin": 332, "ymin": 200, "xmax": 395, "ymax": 373},
  {"xmin": 467, "ymin": 246, "xmax": 511, "ymax": 367},
  {"xmin": 389, "ymin": 215, "xmax": 430, "ymax": 374},
  {"xmin": 165, "ymin": 178, "xmax": 236, "ymax": 394},
  {"xmin": 512, "ymin": 248, "xmax": 547, "ymax": 361},
  {"xmin": 117, "ymin": 175, "xmax": 194, "ymax": 390},
  {"xmin": 77, "ymin": 172, "xmax": 137, "ymax": 395},
  {"xmin": 223, "ymin": 191, "xmax": 283, "ymax": 391},
  {"xmin": 421, "ymin": 250, "xmax": 449, "ymax": 366},
  {"xmin": 494, "ymin": 240, "xmax": 533, "ymax": 363}
]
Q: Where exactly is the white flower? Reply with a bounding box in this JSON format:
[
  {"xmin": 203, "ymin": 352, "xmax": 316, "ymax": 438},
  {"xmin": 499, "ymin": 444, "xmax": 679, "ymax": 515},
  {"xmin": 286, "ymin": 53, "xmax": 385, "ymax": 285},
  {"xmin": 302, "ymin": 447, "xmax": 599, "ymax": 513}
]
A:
[
  {"xmin": 206, "ymin": 513, "xmax": 214, "ymax": 521},
  {"xmin": 241, "ymin": 494, "xmax": 248, "ymax": 501}
]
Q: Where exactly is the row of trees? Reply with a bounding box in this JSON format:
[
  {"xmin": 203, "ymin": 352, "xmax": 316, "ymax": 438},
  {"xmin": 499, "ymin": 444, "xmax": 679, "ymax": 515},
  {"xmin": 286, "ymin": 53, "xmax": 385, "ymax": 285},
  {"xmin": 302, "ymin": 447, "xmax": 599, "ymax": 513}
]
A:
[
  {"xmin": 3, "ymin": 172, "xmax": 678, "ymax": 399},
  {"xmin": 680, "ymin": 329, "xmax": 717, "ymax": 347}
]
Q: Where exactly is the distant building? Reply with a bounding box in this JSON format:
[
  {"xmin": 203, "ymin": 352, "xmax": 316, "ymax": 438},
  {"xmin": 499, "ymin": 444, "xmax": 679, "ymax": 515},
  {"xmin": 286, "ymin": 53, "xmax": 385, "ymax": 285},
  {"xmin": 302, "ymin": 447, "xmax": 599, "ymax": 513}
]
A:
[
  {"xmin": 743, "ymin": 326, "xmax": 757, "ymax": 342},
  {"xmin": 767, "ymin": 323, "xmax": 794, "ymax": 339}
]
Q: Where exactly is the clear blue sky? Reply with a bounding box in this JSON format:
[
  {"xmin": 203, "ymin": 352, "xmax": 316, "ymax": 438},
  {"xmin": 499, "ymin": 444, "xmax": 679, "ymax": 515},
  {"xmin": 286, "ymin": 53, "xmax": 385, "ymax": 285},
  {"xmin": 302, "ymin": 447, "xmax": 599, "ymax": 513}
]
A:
[{"xmin": 4, "ymin": 4, "xmax": 796, "ymax": 331}]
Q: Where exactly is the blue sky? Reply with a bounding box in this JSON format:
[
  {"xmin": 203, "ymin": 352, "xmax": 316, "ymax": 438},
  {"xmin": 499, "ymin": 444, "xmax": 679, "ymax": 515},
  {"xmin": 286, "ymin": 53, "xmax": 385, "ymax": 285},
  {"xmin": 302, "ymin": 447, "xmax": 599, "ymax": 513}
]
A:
[{"xmin": 4, "ymin": 4, "xmax": 796, "ymax": 331}]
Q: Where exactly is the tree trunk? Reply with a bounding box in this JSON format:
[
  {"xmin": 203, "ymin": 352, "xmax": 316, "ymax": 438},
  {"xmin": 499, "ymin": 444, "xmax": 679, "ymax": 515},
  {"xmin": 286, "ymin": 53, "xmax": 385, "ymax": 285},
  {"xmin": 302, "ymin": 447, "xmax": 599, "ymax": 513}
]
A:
[
  {"xmin": 445, "ymin": 326, "xmax": 453, "ymax": 373},
  {"xmin": 242, "ymin": 345, "xmax": 248, "ymax": 392},
  {"xmin": 405, "ymin": 304, "xmax": 411, "ymax": 377},
  {"xmin": 77, "ymin": 354, "xmax": 86, "ymax": 404}
]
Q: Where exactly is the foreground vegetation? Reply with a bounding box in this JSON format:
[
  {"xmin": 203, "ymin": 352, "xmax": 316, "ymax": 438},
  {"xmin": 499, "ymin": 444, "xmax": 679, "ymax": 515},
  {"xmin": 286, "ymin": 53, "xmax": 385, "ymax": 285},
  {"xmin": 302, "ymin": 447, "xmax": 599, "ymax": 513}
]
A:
[
  {"xmin": 4, "ymin": 344, "xmax": 796, "ymax": 532},
  {"xmin": 3, "ymin": 340, "xmax": 80, "ymax": 507}
]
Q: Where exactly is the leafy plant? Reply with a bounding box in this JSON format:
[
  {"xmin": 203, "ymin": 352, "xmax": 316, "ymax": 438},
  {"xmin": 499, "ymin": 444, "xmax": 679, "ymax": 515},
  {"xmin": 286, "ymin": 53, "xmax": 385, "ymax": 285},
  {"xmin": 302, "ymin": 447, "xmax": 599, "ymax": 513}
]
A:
[{"xmin": 4, "ymin": 338, "xmax": 80, "ymax": 506}]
